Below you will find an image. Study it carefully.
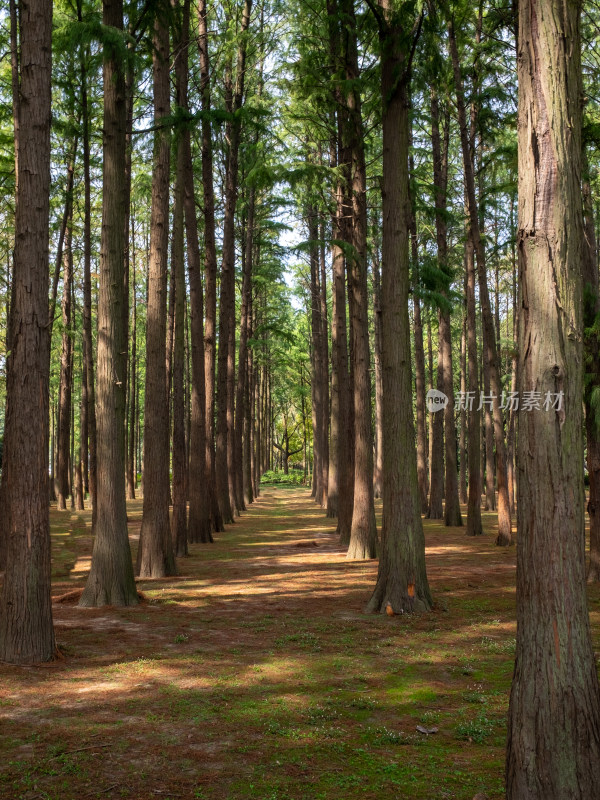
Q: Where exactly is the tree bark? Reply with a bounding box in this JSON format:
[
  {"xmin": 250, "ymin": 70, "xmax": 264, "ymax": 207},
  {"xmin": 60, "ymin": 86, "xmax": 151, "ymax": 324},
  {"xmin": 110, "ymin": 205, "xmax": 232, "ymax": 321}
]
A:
[
  {"xmin": 215, "ymin": 0, "xmax": 252, "ymax": 523},
  {"xmin": 325, "ymin": 129, "xmax": 352, "ymax": 532},
  {"xmin": 78, "ymin": 0, "xmax": 97, "ymax": 525},
  {"xmin": 465, "ymin": 214, "xmax": 483, "ymax": 537},
  {"xmin": 56, "ymin": 212, "xmax": 73, "ymax": 510},
  {"xmin": 126, "ymin": 211, "xmax": 137, "ymax": 500},
  {"xmin": 137, "ymin": 11, "xmax": 177, "ymax": 579},
  {"xmin": 506, "ymin": 2, "xmax": 600, "ymax": 795},
  {"xmin": 171, "ymin": 4, "xmax": 189, "ymax": 558},
  {"xmin": 197, "ymin": 0, "xmax": 223, "ymax": 534},
  {"xmin": 582, "ymin": 152, "xmax": 600, "ymax": 583},
  {"xmin": 372, "ymin": 235, "xmax": 384, "ymax": 501},
  {"xmin": 366, "ymin": 5, "xmax": 431, "ymax": 613},
  {"xmin": 449, "ymin": 20, "xmax": 511, "ymax": 545},
  {"xmin": 0, "ymin": 0, "xmax": 56, "ymax": 661},
  {"xmin": 458, "ymin": 307, "xmax": 468, "ymax": 504},
  {"xmin": 409, "ymin": 186, "xmax": 428, "ymax": 515},
  {"xmin": 80, "ymin": 0, "xmax": 137, "ymax": 606},
  {"xmin": 430, "ymin": 89, "xmax": 462, "ymax": 527},
  {"xmin": 341, "ymin": 0, "xmax": 377, "ymax": 560}
]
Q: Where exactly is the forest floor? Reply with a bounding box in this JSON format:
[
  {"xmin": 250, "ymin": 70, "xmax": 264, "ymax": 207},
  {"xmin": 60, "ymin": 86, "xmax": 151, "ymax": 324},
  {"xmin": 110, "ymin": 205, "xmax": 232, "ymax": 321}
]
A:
[{"xmin": 2, "ymin": 486, "xmax": 600, "ymax": 800}]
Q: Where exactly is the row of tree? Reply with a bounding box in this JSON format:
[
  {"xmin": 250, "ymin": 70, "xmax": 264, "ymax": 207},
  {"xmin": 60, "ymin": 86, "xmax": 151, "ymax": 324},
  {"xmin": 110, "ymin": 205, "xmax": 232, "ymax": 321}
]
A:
[{"xmin": 1, "ymin": 0, "xmax": 600, "ymax": 794}]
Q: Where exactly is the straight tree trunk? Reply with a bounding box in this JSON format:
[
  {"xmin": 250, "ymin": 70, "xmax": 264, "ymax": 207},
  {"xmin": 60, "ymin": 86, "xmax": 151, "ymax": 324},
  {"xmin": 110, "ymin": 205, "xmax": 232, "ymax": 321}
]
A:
[
  {"xmin": 235, "ymin": 182, "xmax": 255, "ymax": 511},
  {"xmin": 372, "ymin": 237, "xmax": 384, "ymax": 500},
  {"xmin": 482, "ymin": 336, "xmax": 496, "ymax": 510},
  {"xmin": 326, "ymin": 134, "xmax": 351, "ymax": 531},
  {"xmin": 506, "ymin": 2, "xmax": 600, "ymax": 795},
  {"xmin": 506, "ymin": 195, "xmax": 518, "ymax": 515},
  {"xmin": 319, "ymin": 224, "xmax": 329, "ymax": 505},
  {"xmin": 308, "ymin": 208, "xmax": 324, "ymax": 505},
  {"xmin": 0, "ymin": 0, "xmax": 56, "ymax": 661},
  {"xmin": 197, "ymin": 0, "xmax": 223, "ymax": 533},
  {"xmin": 427, "ymin": 328, "xmax": 444, "ymax": 519},
  {"xmin": 449, "ymin": 21, "xmax": 511, "ymax": 545},
  {"xmin": 171, "ymin": 8, "xmax": 189, "ymax": 558},
  {"xmin": 367, "ymin": 4, "xmax": 430, "ymax": 612},
  {"xmin": 78, "ymin": 0, "xmax": 97, "ymax": 526},
  {"xmin": 126, "ymin": 211, "xmax": 137, "ymax": 500},
  {"xmin": 81, "ymin": 338, "xmax": 88, "ymax": 497},
  {"xmin": 80, "ymin": 0, "xmax": 137, "ymax": 606},
  {"xmin": 408, "ymin": 186, "xmax": 429, "ymax": 514},
  {"xmin": 56, "ymin": 213, "xmax": 73, "ymax": 510},
  {"xmin": 183, "ymin": 2, "xmax": 212, "ymax": 545},
  {"xmin": 459, "ymin": 307, "xmax": 468, "ymax": 504},
  {"xmin": 137, "ymin": 11, "xmax": 177, "ymax": 579},
  {"xmin": 215, "ymin": 0, "xmax": 252, "ymax": 523},
  {"xmin": 582, "ymin": 153, "xmax": 600, "ymax": 582},
  {"xmin": 465, "ymin": 220, "xmax": 483, "ymax": 537},
  {"xmin": 342, "ymin": 0, "xmax": 376, "ymax": 560},
  {"xmin": 430, "ymin": 89, "xmax": 461, "ymax": 526}
]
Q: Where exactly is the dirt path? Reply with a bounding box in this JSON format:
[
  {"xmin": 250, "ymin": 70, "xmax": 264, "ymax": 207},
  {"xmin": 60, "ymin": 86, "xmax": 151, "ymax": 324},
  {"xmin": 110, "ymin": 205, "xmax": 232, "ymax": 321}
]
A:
[{"xmin": 2, "ymin": 486, "xmax": 598, "ymax": 800}]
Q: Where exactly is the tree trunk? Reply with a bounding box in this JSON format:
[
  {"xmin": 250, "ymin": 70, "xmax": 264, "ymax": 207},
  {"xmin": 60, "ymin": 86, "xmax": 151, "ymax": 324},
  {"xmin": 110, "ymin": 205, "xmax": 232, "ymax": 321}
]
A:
[
  {"xmin": 235, "ymin": 174, "xmax": 256, "ymax": 510},
  {"xmin": 80, "ymin": 0, "xmax": 137, "ymax": 606},
  {"xmin": 137, "ymin": 11, "xmax": 177, "ymax": 579},
  {"xmin": 430, "ymin": 89, "xmax": 461, "ymax": 527},
  {"xmin": 0, "ymin": 0, "xmax": 56, "ymax": 662},
  {"xmin": 366, "ymin": 6, "xmax": 430, "ymax": 613},
  {"xmin": 197, "ymin": 0, "xmax": 223, "ymax": 534},
  {"xmin": 78, "ymin": 0, "xmax": 97, "ymax": 527},
  {"xmin": 409, "ymin": 194, "xmax": 428, "ymax": 514},
  {"xmin": 465, "ymin": 219, "xmax": 483, "ymax": 537},
  {"xmin": 459, "ymin": 307, "xmax": 468, "ymax": 504},
  {"xmin": 506, "ymin": 2, "xmax": 600, "ymax": 795},
  {"xmin": 171, "ymin": 7, "xmax": 189, "ymax": 558},
  {"xmin": 326, "ymin": 132, "xmax": 351, "ymax": 531},
  {"xmin": 449, "ymin": 20, "xmax": 511, "ymax": 545},
  {"xmin": 308, "ymin": 208, "xmax": 324, "ymax": 505},
  {"xmin": 342, "ymin": 0, "xmax": 377, "ymax": 560},
  {"xmin": 56, "ymin": 213, "xmax": 73, "ymax": 511},
  {"xmin": 582, "ymin": 152, "xmax": 600, "ymax": 583},
  {"xmin": 427, "ymin": 328, "xmax": 444, "ymax": 519},
  {"xmin": 215, "ymin": 0, "xmax": 252, "ymax": 523},
  {"xmin": 372, "ymin": 237, "xmax": 384, "ymax": 501},
  {"xmin": 184, "ymin": 1, "xmax": 212, "ymax": 545},
  {"xmin": 319, "ymin": 224, "xmax": 329, "ymax": 506},
  {"xmin": 126, "ymin": 210, "xmax": 137, "ymax": 500},
  {"xmin": 482, "ymin": 331, "xmax": 496, "ymax": 511}
]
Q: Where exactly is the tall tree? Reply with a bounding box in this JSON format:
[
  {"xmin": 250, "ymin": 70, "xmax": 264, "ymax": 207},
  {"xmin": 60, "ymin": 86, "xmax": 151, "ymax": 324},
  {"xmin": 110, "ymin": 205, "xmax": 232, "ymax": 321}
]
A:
[
  {"xmin": 0, "ymin": 0, "xmax": 56, "ymax": 662},
  {"xmin": 215, "ymin": 0, "xmax": 252, "ymax": 522},
  {"xmin": 582, "ymin": 152, "xmax": 600, "ymax": 582},
  {"xmin": 449, "ymin": 18, "xmax": 512, "ymax": 545},
  {"xmin": 506, "ymin": 1, "xmax": 600, "ymax": 795},
  {"xmin": 80, "ymin": 0, "xmax": 138, "ymax": 606},
  {"xmin": 430, "ymin": 89, "xmax": 462, "ymax": 527},
  {"xmin": 137, "ymin": 7, "xmax": 177, "ymax": 578},
  {"xmin": 56, "ymin": 212, "xmax": 74, "ymax": 510},
  {"xmin": 366, "ymin": 1, "xmax": 431, "ymax": 613},
  {"xmin": 197, "ymin": 0, "xmax": 223, "ymax": 534},
  {"xmin": 341, "ymin": 0, "xmax": 377, "ymax": 560}
]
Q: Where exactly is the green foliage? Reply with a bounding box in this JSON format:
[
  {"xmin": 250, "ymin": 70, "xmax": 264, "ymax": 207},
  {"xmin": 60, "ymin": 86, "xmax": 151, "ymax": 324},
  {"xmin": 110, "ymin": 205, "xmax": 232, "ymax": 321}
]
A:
[{"xmin": 260, "ymin": 469, "xmax": 304, "ymax": 486}]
